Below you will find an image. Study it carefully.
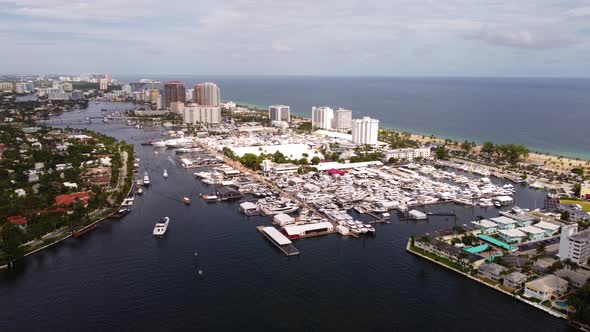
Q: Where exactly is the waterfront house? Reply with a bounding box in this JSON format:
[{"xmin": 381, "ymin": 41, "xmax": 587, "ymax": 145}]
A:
[
  {"xmin": 500, "ymin": 212, "xmax": 536, "ymax": 227},
  {"xmin": 498, "ymin": 229, "xmax": 527, "ymax": 244},
  {"xmin": 471, "ymin": 219, "xmax": 498, "ymax": 235},
  {"xmin": 477, "ymin": 262, "xmax": 507, "ymax": 282},
  {"xmin": 524, "ymin": 275, "xmax": 568, "ymax": 302},
  {"xmin": 504, "ymin": 271, "xmax": 527, "ymax": 289},
  {"xmin": 490, "ymin": 216, "xmax": 517, "ymax": 230},
  {"xmin": 55, "ymin": 192, "xmax": 91, "ymax": 207},
  {"xmin": 416, "ymin": 239, "xmax": 484, "ymax": 268}
]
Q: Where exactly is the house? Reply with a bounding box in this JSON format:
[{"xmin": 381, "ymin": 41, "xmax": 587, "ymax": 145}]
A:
[
  {"xmin": 554, "ymin": 269, "xmax": 590, "ymax": 289},
  {"xmin": 471, "ymin": 219, "xmax": 498, "ymax": 234},
  {"xmin": 524, "ymin": 275, "xmax": 568, "ymax": 302},
  {"xmin": 504, "ymin": 271, "xmax": 527, "ymax": 289},
  {"xmin": 478, "ymin": 262, "xmax": 507, "ymax": 282},
  {"xmin": 490, "ymin": 216, "xmax": 517, "ymax": 230},
  {"xmin": 6, "ymin": 215, "xmax": 27, "ymax": 228},
  {"xmin": 519, "ymin": 225, "xmax": 546, "ymax": 241},
  {"xmin": 55, "ymin": 192, "xmax": 91, "ymax": 207},
  {"xmin": 533, "ymin": 221, "xmax": 560, "ymax": 237},
  {"xmin": 498, "ymin": 228, "xmax": 527, "ymax": 244},
  {"xmin": 415, "ymin": 239, "xmax": 485, "ymax": 268}
]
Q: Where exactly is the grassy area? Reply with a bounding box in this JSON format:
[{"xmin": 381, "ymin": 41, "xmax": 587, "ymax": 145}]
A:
[
  {"xmin": 410, "ymin": 245, "xmax": 469, "ymax": 273},
  {"xmin": 561, "ymin": 199, "xmax": 590, "ymax": 212}
]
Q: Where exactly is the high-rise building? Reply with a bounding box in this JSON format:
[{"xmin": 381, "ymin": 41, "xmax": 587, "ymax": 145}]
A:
[
  {"xmin": 558, "ymin": 224, "xmax": 590, "ymax": 265},
  {"xmin": 163, "ymin": 81, "xmax": 186, "ymax": 109},
  {"xmin": 0, "ymin": 82, "xmax": 14, "ymax": 92},
  {"xmin": 183, "ymin": 106, "xmax": 221, "ymax": 124},
  {"xmin": 351, "ymin": 117, "xmax": 379, "ymax": 145},
  {"xmin": 99, "ymin": 79, "xmax": 108, "ymax": 91},
  {"xmin": 170, "ymin": 102, "xmax": 185, "ymax": 114},
  {"xmin": 194, "ymin": 82, "xmax": 220, "ymax": 106},
  {"xmin": 268, "ymin": 105, "xmax": 290, "ymax": 122},
  {"xmin": 333, "ymin": 108, "xmax": 352, "ymax": 131},
  {"xmin": 185, "ymin": 88, "xmax": 194, "ymax": 103},
  {"xmin": 312, "ymin": 106, "xmax": 334, "ymax": 129}
]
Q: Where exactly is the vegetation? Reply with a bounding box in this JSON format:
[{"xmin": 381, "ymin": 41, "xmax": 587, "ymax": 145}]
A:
[
  {"xmin": 568, "ymin": 280, "xmax": 590, "ymax": 325},
  {"xmin": 378, "ymin": 129, "xmax": 419, "ymax": 149}
]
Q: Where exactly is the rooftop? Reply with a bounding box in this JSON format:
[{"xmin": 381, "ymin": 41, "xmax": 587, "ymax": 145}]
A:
[
  {"xmin": 490, "ymin": 216, "xmax": 517, "ymax": 225},
  {"xmin": 498, "ymin": 228, "xmax": 526, "ymax": 238}
]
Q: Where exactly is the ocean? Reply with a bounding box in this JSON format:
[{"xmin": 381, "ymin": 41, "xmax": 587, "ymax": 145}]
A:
[
  {"xmin": 0, "ymin": 102, "xmax": 575, "ymax": 331},
  {"xmin": 121, "ymin": 76, "xmax": 590, "ymax": 159}
]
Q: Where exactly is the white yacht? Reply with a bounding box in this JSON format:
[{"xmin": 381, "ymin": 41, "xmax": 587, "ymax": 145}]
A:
[
  {"xmin": 163, "ymin": 169, "xmax": 168, "ymax": 178},
  {"xmin": 153, "ymin": 217, "xmax": 169, "ymax": 236},
  {"xmin": 152, "ymin": 140, "xmax": 167, "ymax": 148},
  {"xmin": 143, "ymin": 171, "xmax": 151, "ymax": 186}
]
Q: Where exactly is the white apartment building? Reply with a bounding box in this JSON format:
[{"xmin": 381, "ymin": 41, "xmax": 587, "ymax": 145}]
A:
[
  {"xmin": 351, "ymin": 117, "xmax": 379, "ymax": 145},
  {"xmin": 383, "ymin": 148, "xmax": 431, "ymax": 162},
  {"xmin": 194, "ymin": 82, "xmax": 221, "ymax": 106},
  {"xmin": 0, "ymin": 82, "xmax": 13, "ymax": 92},
  {"xmin": 170, "ymin": 101, "xmax": 185, "ymax": 114},
  {"xmin": 312, "ymin": 106, "xmax": 334, "ymax": 130},
  {"xmin": 15, "ymin": 82, "xmax": 34, "ymax": 94},
  {"xmin": 333, "ymin": 108, "xmax": 352, "ymax": 131},
  {"xmin": 269, "ymin": 105, "xmax": 290, "ymax": 122},
  {"xmin": 558, "ymin": 224, "xmax": 590, "ymax": 265},
  {"xmin": 183, "ymin": 106, "xmax": 221, "ymax": 124}
]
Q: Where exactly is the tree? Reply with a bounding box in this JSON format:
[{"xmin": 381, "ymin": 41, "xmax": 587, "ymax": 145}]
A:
[
  {"xmin": 573, "ymin": 183, "xmax": 582, "ymax": 197},
  {"xmin": 460, "ymin": 140, "xmax": 473, "ymax": 152},
  {"xmin": 418, "ymin": 235, "xmax": 431, "ymax": 244},
  {"xmin": 481, "ymin": 141, "xmax": 495, "ymax": 156},
  {"xmin": 435, "ymin": 146, "xmax": 450, "ymax": 159},
  {"xmin": 388, "ymin": 157, "xmax": 398, "ymax": 164},
  {"xmin": 310, "ymin": 156, "xmax": 321, "ymax": 165},
  {"xmin": 535, "ymin": 243, "xmax": 547, "ymax": 257},
  {"xmin": 568, "ymin": 281, "xmax": 590, "ymax": 325},
  {"xmin": 563, "ymin": 258, "xmax": 580, "ymax": 272},
  {"xmin": 561, "ymin": 211, "xmax": 570, "ymax": 222}
]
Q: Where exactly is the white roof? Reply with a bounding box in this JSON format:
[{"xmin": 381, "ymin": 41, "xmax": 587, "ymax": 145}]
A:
[
  {"xmin": 490, "ymin": 216, "xmax": 517, "ymax": 225},
  {"xmin": 473, "ymin": 219, "xmax": 498, "ymax": 228},
  {"xmin": 240, "ymin": 202, "xmax": 257, "ymax": 210},
  {"xmin": 498, "ymin": 228, "xmax": 526, "ymax": 238},
  {"xmin": 284, "ymin": 222, "xmax": 333, "ymax": 236},
  {"xmin": 494, "ymin": 195, "xmax": 514, "ymax": 201},
  {"xmin": 315, "ymin": 161, "xmax": 383, "ymax": 171},
  {"xmin": 262, "ymin": 227, "xmax": 292, "ymax": 245},
  {"xmin": 534, "ymin": 221, "xmax": 560, "ymax": 231},
  {"xmin": 273, "ymin": 213, "xmax": 294, "ymax": 223},
  {"xmin": 519, "ymin": 226, "xmax": 545, "ymax": 235}
]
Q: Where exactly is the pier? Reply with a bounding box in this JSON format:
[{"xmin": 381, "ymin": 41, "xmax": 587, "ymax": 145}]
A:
[{"xmin": 256, "ymin": 226, "xmax": 300, "ymax": 256}]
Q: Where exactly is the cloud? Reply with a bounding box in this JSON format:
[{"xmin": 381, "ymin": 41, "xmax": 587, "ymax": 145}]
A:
[
  {"xmin": 468, "ymin": 25, "xmax": 579, "ymax": 49},
  {"xmin": 271, "ymin": 41, "xmax": 293, "ymax": 53},
  {"xmin": 566, "ymin": 7, "xmax": 590, "ymax": 17}
]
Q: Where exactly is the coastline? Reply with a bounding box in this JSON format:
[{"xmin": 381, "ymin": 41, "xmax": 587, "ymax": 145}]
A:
[{"xmin": 405, "ymin": 239, "xmax": 568, "ymax": 320}]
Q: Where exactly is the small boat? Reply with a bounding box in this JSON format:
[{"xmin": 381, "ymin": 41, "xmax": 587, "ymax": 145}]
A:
[
  {"xmin": 366, "ymin": 225, "xmax": 376, "ymax": 234},
  {"xmin": 183, "ymin": 197, "xmax": 191, "ymax": 205},
  {"xmin": 136, "ymin": 187, "xmax": 143, "ymax": 195},
  {"xmin": 137, "ymin": 178, "xmax": 144, "ymax": 186},
  {"xmin": 143, "ymin": 172, "xmax": 151, "ymax": 186},
  {"xmin": 201, "ymin": 194, "xmax": 218, "ymax": 202},
  {"xmin": 111, "ymin": 208, "xmax": 131, "ymax": 219},
  {"xmin": 163, "ymin": 169, "xmax": 168, "ymax": 178},
  {"xmin": 153, "ymin": 217, "xmax": 170, "ymax": 236},
  {"xmin": 494, "ymin": 201, "xmax": 502, "ymax": 208}
]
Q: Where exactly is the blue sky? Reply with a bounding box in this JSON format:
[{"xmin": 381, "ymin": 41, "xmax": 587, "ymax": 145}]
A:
[{"xmin": 1, "ymin": 0, "xmax": 590, "ymax": 77}]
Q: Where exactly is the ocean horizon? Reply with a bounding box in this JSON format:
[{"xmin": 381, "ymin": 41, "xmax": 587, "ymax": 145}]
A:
[{"xmin": 118, "ymin": 75, "xmax": 590, "ymax": 160}]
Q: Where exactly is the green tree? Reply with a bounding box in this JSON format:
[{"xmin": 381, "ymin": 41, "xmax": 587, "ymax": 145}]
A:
[
  {"xmin": 481, "ymin": 141, "xmax": 495, "ymax": 156},
  {"xmin": 310, "ymin": 156, "xmax": 321, "ymax": 165}
]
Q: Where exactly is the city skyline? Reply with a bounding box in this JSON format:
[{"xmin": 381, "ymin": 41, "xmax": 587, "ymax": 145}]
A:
[{"xmin": 1, "ymin": 1, "xmax": 590, "ymax": 77}]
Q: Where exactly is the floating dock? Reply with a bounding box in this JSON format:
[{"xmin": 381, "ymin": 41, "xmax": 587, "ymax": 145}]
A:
[{"xmin": 256, "ymin": 226, "xmax": 300, "ymax": 256}]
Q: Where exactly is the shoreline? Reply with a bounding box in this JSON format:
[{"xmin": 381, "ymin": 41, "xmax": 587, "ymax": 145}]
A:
[{"xmin": 405, "ymin": 239, "xmax": 568, "ymax": 320}]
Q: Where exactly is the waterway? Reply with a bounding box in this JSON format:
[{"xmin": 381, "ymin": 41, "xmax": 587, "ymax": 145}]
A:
[{"xmin": 0, "ymin": 102, "xmax": 574, "ymax": 331}]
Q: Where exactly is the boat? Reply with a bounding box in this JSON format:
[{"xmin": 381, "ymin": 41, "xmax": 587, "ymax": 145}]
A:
[
  {"xmin": 163, "ymin": 169, "xmax": 168, "ymax": 178},
  {"xmin": 153, "ymin": 217, "xmax": 170, "ymax": 236},
  {"xmin": 366, "ymin": 225, "xmax": 376, "ymax": 234},
  {"xmin": 111, "ymin": 208, "xmax": 131, "ymax": 219},
  {"xmin": 152, "ymin": 141, "xmax": 166, "ymax": 147},
  {"xmin": 201, "ymin": 193, "xmax": 218, "ymax": 202},
  {"xmin": 102, "ymin": 116, "xmax": 108, "ymax": 123},
  {"xmin": 137, "ymin": 178, "xmax": 144, "ymax": 186},
  {"xmin": 143, "ymin": 172, "xmax": 151, "ymax": 186},
  {"xmin": 136, "ymin": 187, "xmax": 143, "ymax": 195},
  {"xmin": 494, "ymin": 201, "xmax": 502, "ymax": 208},
  {"xmin": 183, "ymin": 197, "xmax": 191, "ymax": 205}
]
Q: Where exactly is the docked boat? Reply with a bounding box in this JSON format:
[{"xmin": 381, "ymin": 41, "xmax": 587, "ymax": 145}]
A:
[
  {"xmin": 111, "ymin": 208, "xmax": 131, "ymax": 219},
  {"xmin": 137, "ymin": 178, "xmax": 144, "ymax": 186},
  {"xmin": 163, "ymin": 169, "xmax": 168, "ymax": 178},
  {"xmin": 143, "ymin": 172, "xmax": 150, "ymax": 186},
  {"xmin": 152, "ymin": 140, "xmax": 166, "ymax": 148},
  {"xmin": 183, "ymin": 197, "xmax": 191, "ymax": 205},
  {"xmin": 135, "ymin": 187, "xmax": 143, "ymax": 195},
  {"xmin": 201, "ymin": 193, "xmax": 218, "ymax": 202},
  {"xmin": 153, "ymin": 217, "xmax": 170, "ymax": 236}
]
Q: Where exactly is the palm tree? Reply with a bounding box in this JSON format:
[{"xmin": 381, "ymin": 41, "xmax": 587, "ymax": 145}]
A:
[
  {"xmin": 535, "ymin": 244, "xmax": 547, "ymax": 258},
  {"xmin": 563, "ymin": 258, "xmax": 580, "ymax": 272}
]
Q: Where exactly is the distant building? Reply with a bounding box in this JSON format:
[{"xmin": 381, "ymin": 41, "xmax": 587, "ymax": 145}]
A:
[
  {"xmin": 15, "ymin": 82, "xmax": 33, "ymax": 94},
  {"xmin": 383, "ymin": 148, "xmax": 430, "ymax": 162},
  {"xmin": 99, "ymin": 78, "xmax": 108, "ymax": 90},
  {"xmin": 269, "ymin": 105, "xmax": 290, "ymax": 122},
  {"xmin": 477, "ymin": 262, "xmax": 507, "ymax": 282},
  {"xmin": 164, "ymin": 81, "xmax": 186, "ymax": 109},
  {"xmin": 333, "ymin": 108, "xmax": 352, "ymax": 131},
  {"xmin": 558, "ymin": 224, "xmax": 590, "ymax": 265},
  {"xmin": 185, "ymin": 88, "xmax": 194, "ymax": 102},
  {"xmin": 194, "ymin": 82, "xmax": 220, "ymax": 106},
  {"xmin": 0, "ymin": 82, "xmax": 13, "ymax": 92},
  {"xmin": 170, "ymin": 102, "xmax": 185, "ymax": 114},
  {"xmin": 183, "ymin": 106, "xmax": 221, "ymax": 124},
  {"xmin": 312, "ymin": 106, "xmax": 333, "ymax": 129},
  {"xmin": 351, "ymin": 117, "xmax": 379, "ymax": 145},
  {"xmin": 62, "ymin": 83, "xmax": 73, "ymax": 92},
  {"xmin": 504, "ymin": 271, "xmax": 527, "ymax": 289}
]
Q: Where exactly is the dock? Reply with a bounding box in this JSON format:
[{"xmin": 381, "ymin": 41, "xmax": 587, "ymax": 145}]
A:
[{"xmin": 256, "ymin": 226, "xmax": 300, "ymax": 256}]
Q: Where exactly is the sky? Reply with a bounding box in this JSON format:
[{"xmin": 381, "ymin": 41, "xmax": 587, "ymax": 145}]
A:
[{"xmin": 1, "ymin": 0, "xmax": 590, "ymax": 77}]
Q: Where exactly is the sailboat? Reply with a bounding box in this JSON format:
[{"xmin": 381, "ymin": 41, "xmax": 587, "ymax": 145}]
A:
[{"xmin": 163, "ymin": 169, "xmax": 168, "ymax": 178}]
